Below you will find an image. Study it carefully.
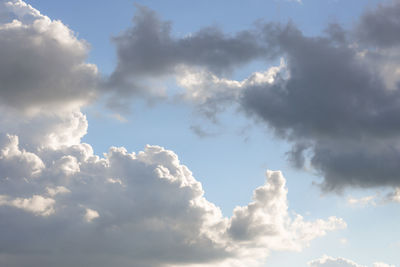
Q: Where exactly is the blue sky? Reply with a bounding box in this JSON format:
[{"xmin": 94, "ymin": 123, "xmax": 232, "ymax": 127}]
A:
[{"xmin": 0, "ymin": 0, "xmax": 400, "ymax": 266}]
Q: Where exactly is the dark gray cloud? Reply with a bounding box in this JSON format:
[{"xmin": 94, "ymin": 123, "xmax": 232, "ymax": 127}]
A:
[
  {"xmin": 167, "ymin": 2, "xmax": 400, "ymax": 191},
  {"xmin": 357, "ymin": 0, "xmax": 400, "ymax": 48},
  {"xmin": 104, "ymin": 1, "xmax": 400, "ymax": 191},
  {"xmin": 240, "ymin": 20, "xmax": 400, "ymax": 191}
]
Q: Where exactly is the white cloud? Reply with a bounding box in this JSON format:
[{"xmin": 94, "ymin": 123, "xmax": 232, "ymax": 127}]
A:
[
  {"xmin": 0, "ymin": 0, "xmax": 98, "ymax": 113},
  {"xmin": 228, "ymin": 170, "xmax": 346, "ymax": 252},
  {"xmin": 0, "ymin": 194, "xmax": 55, "ymax": 216},
  {"xmin": 308, "ymin": 255, "xmax": 395, "ymax": 267},
  {"xmin": 0, "ymin": 129, "xmax": 345, "ymax": 266},
  {"xmin": 177, "ymin": 59, "xmax": 286, "ymax": 118},
  {"xmin": 46, "ymin": 186, "xmax": 70, "ymax": 197},
  {"xmin": 347, "ymin": 195, "xmax": 376, "ymax": 206},
  {"xmin": 84, "ymin": 208, "xmax": 100, "ymax": 222},
  {"xmin": 308, "ymin": 255, "xmax": 366, "ymax": 267},
  {"xmin": 346, "ymin": 188, "xmax": 400, "ymax": 207}
]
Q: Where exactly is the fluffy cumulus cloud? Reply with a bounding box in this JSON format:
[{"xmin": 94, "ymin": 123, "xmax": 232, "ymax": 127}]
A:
[
  {"xmin": 0, "ymin": 0, "xmax": 98, "ymax": 113},
  {"xmin": 0, "ymin": 131, "xmax": 346, "ymax": 267},
  {"xmin": 111, "ymin": 1, "xmax": 400, "ymax": 191},
  {"xmin": 308, "ymin": 255, "xmax": 395, "ymax": 267}
]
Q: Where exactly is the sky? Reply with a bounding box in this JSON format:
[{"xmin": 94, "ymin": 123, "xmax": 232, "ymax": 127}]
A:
[{"xmin": 0, "ymin": 0, "xmax": 400, "ymax": 266}]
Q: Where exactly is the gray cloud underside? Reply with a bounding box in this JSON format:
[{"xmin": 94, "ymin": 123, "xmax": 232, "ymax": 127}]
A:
[
  {"xmin": 107, "ymin": 1, "xmax": 400, "ymax": 191},
  {"xmin": 241, "ymin": 21, "xmax": 400, "ymax": 191}
]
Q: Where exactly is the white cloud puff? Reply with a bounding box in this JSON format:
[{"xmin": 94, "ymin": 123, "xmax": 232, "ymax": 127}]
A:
[{"xmin": 84, "ymin": 208, "xmax": 100, "ymax": 222}]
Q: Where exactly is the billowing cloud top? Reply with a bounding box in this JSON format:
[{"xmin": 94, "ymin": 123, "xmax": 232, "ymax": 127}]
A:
[{"xmin": 0, "ymin": 131, "xmax": 345, "ymax": 266}]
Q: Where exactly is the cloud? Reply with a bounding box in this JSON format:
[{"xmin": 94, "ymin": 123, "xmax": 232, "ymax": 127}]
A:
[
  {"xmin": 0, "ymin": 128, "xmax": 345, "ymax": 267},
  {"xmin": 347, "ymin": 195, "xmax": 376, "ymax": 207},
  {"xmin": 385, "ymin": 187, "xmax": 400, "ymax": 203},
  {"xmin": 91, "ymin": 1, "xmax": 400, "ymax": 191},
  {"xmin": 84, "ymin": 208, "xmax": 100, "ymax": 222},
  {"xmin": 308, "ymin": 255, "xmax": 366, "ymax": 267},
  {"xmin": 162, "ymin": 3, "xmax": 400, "ymax": 191},
  {"xmin": 308, "ymin": 255, "xmax": 395, "ymax": 267},
  {"xmin": 105, "ymin": 4, "xmax": 267, "ymax": 109},
  {"xmin": 6, "ymin": 0, "xmax": 400, "ymax": 193},
  {"xmin": 239, "ymin": 21, "xmax": 400, "ymax": 191},
  {"xmin": 0, "ymin": 0, "xmax": 98, "ymax": 113},
  {"xmin": 357, "ymin": 1, "xmax": 400, "ymax": 48},
  {"xmin": 346, "ymin": 187, "xmax": 400, "ymax": 207},
  {"xmin": 0, "ymin": 194, "xmax": 55, "ymax": 216}
]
